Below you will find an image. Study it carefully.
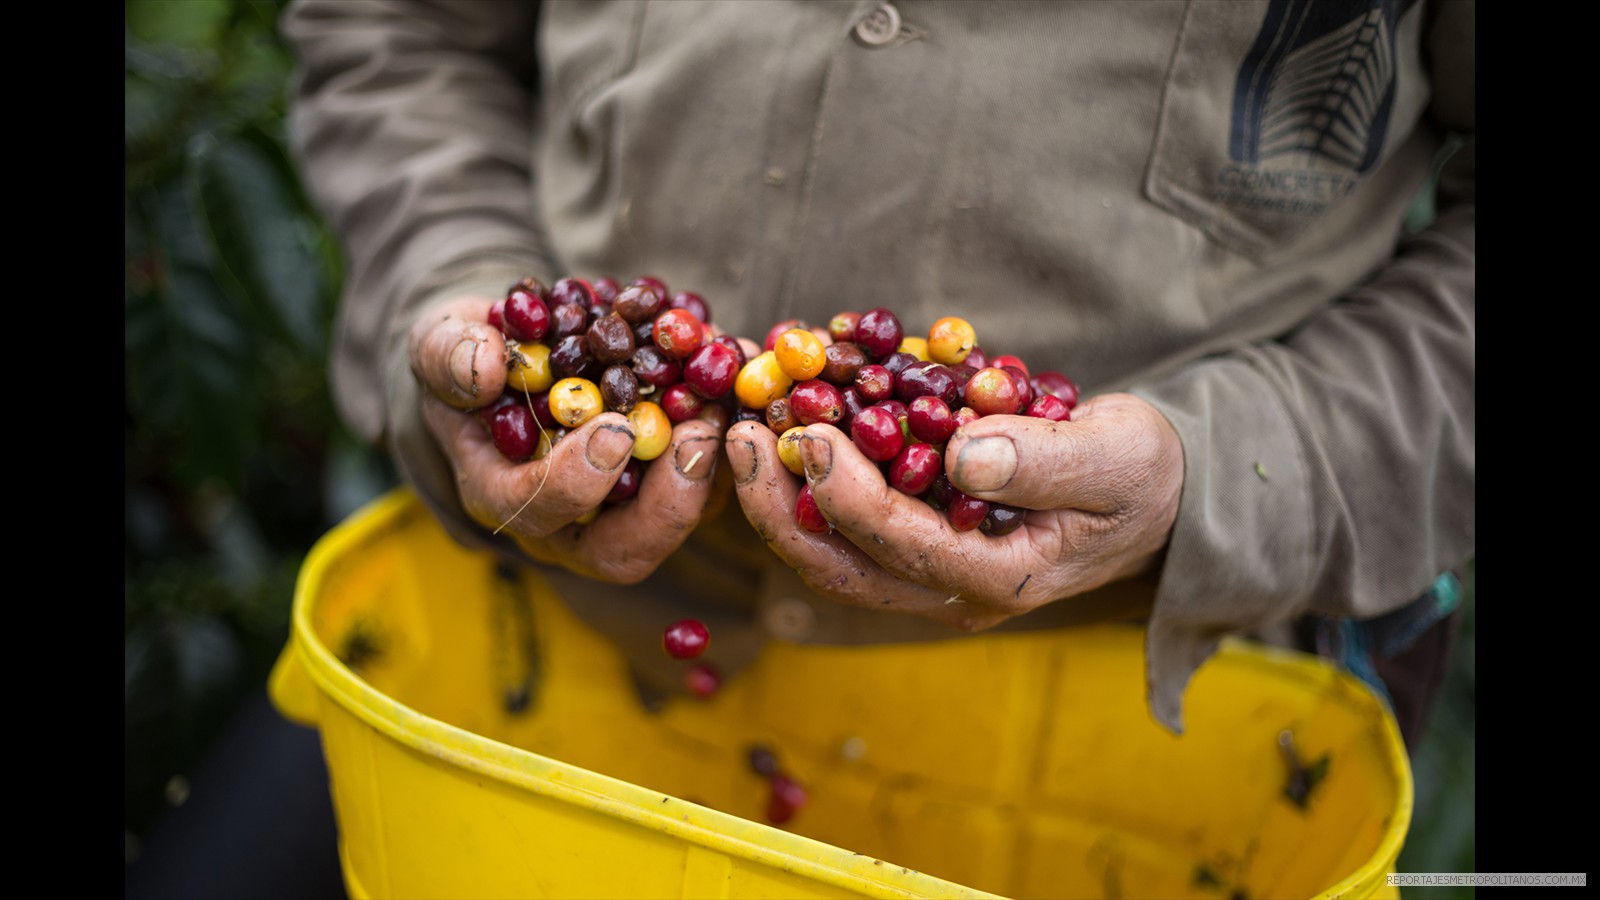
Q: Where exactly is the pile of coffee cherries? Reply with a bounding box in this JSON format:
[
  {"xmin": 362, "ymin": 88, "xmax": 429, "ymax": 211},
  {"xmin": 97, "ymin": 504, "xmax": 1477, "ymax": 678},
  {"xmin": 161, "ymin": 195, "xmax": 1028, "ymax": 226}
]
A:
[
  {"xmin": 738, "ymin": 308, "xmax": 1079, "ymax": 537},
  {"xmin": 479, "ymin": 274, "xmax": 742, "ymax": 519}
]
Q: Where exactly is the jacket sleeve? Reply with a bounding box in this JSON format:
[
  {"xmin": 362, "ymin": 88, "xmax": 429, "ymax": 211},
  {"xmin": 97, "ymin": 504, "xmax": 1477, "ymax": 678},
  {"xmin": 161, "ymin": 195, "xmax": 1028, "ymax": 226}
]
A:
[
  {"xmin": 282, "ymin": 0, "xmax": 559, "ymax": 558},
  {"xmin": 1129, "ymin": 1, "xmax": 1474, "ymax": 731}
]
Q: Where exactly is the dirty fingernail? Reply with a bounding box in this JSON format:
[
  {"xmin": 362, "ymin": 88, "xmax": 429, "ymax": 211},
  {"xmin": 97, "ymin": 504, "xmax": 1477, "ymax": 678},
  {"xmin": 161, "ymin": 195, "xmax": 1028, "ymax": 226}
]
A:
[
  {"xmin": 800, "ymin": 436, "xmax": 833, "ymax": 482},
  {"xmin": 727, "ymin": 438, "xmax": 758, "ymax": 485},
  {"xmin": 955, "ymin": 436, "xmax": 1017, "ymax": 493},
  {"xmin": 449, "ymin": 339, "xmax": 479, "ymax": 395},
  {"xmin": 675, "ymin": 437, "xmax": 718, "ymax": 481},
  {"xmin": 587, "ymin": 424, "xmax": 635, "ymax": 471}
]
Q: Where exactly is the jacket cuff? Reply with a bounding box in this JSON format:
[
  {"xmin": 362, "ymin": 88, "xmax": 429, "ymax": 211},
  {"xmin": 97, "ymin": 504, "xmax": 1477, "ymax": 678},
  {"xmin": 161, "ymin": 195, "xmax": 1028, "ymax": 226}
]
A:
[{"xmin": 1131, "ymin": 355, "xmax": 1315, "ymax": 733}]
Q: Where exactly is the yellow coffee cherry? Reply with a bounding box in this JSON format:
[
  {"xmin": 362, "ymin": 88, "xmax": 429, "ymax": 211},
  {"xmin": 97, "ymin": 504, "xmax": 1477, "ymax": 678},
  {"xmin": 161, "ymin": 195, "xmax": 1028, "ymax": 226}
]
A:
[
  {"xmin": 506, "ymin": 341, "xmax": 554, "ymax": 393},
  {"xmin": 773, "ymin": 328, "xmax": 827, "ymax": 381},
  {"xmin": 735, "ymin": 351, "xmax": 795, "ymax": 410},
  {"xmin": 926, "ymin": 317, "xmax": 976, "ymax": 365},
  {"xmin": 628, "ymin": 401, "xmax": 672, "ymax": 461},
  {"xmin": 898, "ymin": 335, "xmax": 930, "ymax": 362},
  {"xmin": 549, "ymin": 377, "xmax": 604, "ymax": 428},
  {"xmin": 777, "ymin": 427, "xmax": 807, "ymax": 477}
]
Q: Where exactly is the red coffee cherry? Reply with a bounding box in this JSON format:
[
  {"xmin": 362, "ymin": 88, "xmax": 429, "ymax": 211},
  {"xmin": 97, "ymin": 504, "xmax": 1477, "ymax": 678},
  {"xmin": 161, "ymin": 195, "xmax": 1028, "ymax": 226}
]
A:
[{"xmin": 663, "ymin": 619, "xmax": 711, "ymax": 659}]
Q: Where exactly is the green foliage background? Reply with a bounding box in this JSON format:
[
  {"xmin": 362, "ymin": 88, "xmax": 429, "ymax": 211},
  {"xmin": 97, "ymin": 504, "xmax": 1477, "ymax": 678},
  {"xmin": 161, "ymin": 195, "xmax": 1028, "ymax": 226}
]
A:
[
  {"xmin": 124, "ymin": 0, "xmax": 395, "ymax": 856},
  {"xmin": 123, "ymin": 0, "xmax": 1474, "ymax": 892}
]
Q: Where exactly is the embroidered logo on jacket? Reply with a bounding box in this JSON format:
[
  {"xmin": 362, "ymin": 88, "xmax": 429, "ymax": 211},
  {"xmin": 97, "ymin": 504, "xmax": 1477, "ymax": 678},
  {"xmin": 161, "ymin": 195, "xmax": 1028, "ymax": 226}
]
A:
[{"xmin": 1212, "ymin": 0, "xmax": 1418, "ymax": 216}]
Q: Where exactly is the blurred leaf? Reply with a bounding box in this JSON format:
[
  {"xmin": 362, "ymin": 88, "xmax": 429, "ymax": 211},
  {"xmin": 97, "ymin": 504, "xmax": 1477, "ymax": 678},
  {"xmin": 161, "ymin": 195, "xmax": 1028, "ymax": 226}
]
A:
[
  {"xmin": 126, "ymin": 174, "xmax": 262, "ymax": 489},
  {"xmin": 125, "ymin": 75, "xmax": 182, "ymax": 152},
  {"xmin": 126, "ymin": 0, "xmax": 231, "ymax": 48},
  {"xmin": 125, "ymin": 612, "xmax": 246, "ymax": 828},
  {"xmin": 193, "ymin": 133, "xmax": 326, "ymax": 356}
]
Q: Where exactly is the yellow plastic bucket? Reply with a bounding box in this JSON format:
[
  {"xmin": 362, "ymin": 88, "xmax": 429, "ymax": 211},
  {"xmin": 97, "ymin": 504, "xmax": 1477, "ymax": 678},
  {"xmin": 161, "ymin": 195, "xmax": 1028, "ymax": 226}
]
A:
[{"xmin": 271, "ymin": 488, "xmax": 1411, "ymax": 899}]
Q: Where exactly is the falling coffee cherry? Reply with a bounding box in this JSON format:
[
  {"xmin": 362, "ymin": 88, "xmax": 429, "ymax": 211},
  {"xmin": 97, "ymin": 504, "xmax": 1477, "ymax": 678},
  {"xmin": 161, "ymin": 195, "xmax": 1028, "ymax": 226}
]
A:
[
  {"xmin": 662, "ymin": 619, "xmax": 710, "ymax": 659},
  {"xmin": 765, "ymin": 773, "xmax": 809, "ymax": 825},
  {"xmin": 683, "ymin": 662, "xmax": 722, "ymax": 699}
]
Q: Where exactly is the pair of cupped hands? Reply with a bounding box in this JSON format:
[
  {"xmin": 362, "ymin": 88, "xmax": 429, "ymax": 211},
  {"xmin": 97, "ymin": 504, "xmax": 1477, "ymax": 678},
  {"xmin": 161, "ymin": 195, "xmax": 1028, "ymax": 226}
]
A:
[{"xmin": 415, "ymin": 295, "xmax": 1185, "ymax": 631}]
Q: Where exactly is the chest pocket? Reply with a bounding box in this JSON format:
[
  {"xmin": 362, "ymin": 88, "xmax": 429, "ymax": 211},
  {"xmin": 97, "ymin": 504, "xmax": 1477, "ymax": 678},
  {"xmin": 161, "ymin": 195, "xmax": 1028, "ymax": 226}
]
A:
[{"xmin": 1143, "ymin": 0, "xmax": 1431, "ymax": 260}]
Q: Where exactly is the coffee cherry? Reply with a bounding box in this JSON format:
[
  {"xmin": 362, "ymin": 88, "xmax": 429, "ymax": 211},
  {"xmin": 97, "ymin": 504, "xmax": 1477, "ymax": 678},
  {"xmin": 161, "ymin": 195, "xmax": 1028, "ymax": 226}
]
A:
[
  {"xmin": 599, "ymin": 364, "xmax": 640, "ymax": 413},
  {"xmin": 550, "ymin": 334, "xmax": 600, "ymax": 380},
  {"xmin": 788, "ymin": 380, "xmax": 844, "ymax": 426},
  {"xmin": 907, "ymin": 395, "xmax": 956, "ymax": 444},
  {"xmin": 980, "ymin": 503, "xmax": 1026, "ymax": 536},
  {"xmin": 820, "ymin": 342, "xmax": 867, "ymax": 386},
  {"xmin": 963, "ymin": 346, "xmax": 990, "ymax": 370},
  {"xmin": 927, "ymin": 316, "xmax": 976, "ymax": 365},
  {"xmin": 854, "ymin": 364, "xmax": 894, "ymax": 402},
  {"xmin": 888, "ymin": 443, "xmax": 941, "ymax": 497},
  {"xmin": 506, "ymin": 341, "xmax": 554, "ymax": 394},
  {"xmin": 611, "ymin": 284, "xmax": 659, "ymax": 324},
  {"xmin": 945, "ymin": 491, "xmax": 989, "ymax": 532},
  {"xmin": 774, "ymin": 329, "xmax": 827, "ymax": 381},
  {"xmin": 765, "ymin": 396, "xmax": 799, "ymax": 434},
  {"xmin": 630, "ymin": 344, "xmax": 682, "ymax": 390},
  {"xmin": 628, "ymin": 401, "xmax": 672, "ymax": 461},
  {"xmin": 631, "ymin": 275, "xmax": 669, "ymax": 300},
  {"xmin": 591, "ymin": 276, "xmax": 621, "ymax": 303},
  {"xmin": 763, "ymin": 319, "xmax": 805, "ymax": 352},
  {"xmin": 668, "ymin": 291, "xmax": 711, "ymax": 325},
  {"xmin": 488, "ymin": 298, "xmax": 508, "ymax": 333},
  {"xmin": 828, "ymin": 311, "xmax": 861, "ymax": 344},
  {"xmin": 652, "ymin": 308, "xmax": 705, "ymax": 360},
  {"xmin": 879, "ymin": 351, "xmax": 918, "ymax": 378},
  {"xmin": 697, "ymin": 403, "xmax": 731, "ymax": 431},
  {"xmin": 898, "ymin": 335, "xmax": 930, "ymax": 362},
  {"xmin": 766, "ymin": 774, "xmax": 808, "ymax": 825},
  {"xmin": 895, "ymin": 361, "xmax": 958, "ymax": 406},
  {"xmin": 964, "ymin": 367, "xmax": 1022, "ymax": 416},
  {"xmin": 1031, "ymin": 370, "xmax": 1080, "ymax": 409},
  {"xmin": 734, "ymin": 351, "xmax": 794, "ymax": 410},
  {"xmin": 855, "ymin": 308, "xmax": 904, "ymax": 359},
  {"xmin": 663, "ymin": 619, "xmax": 710, "ymax": 659},
  {"xmin": 660, "ymin": 383, "xmax": 707, "ymax": 423},
  {"xmin": 684, "ymin": 663, "xmax": 722, "ymax": 699},
  {"xmin": 526, "ymin": 390, "xmax": 559, "ymax": 429},
  {"xmin": 710, "ymin": 334, "xmax": 749, "ymax": 369},
  {"xmin": 684, "ymin": 341, "xmax": 742, "ymax": 400},
  {"xmin": 1004, "ymin": 365, "xmax": 1033, "ymax": 408},
  {"xmin": 795, "ymin": 483, "xmax": 831, "ymax": 534},
  {"xmin": 587, "ymin": 312, "xmax": 636, "ymax": 364},
  {"xmin": 991, "ymin": 354, "xmax": 1029, "ymax": 377},
  {"xmin": 548, "ymin": 277, "xmax": 595, "ymax": 309},
  {"xmin": 850, "ymin": 406, "xmax": 904, "ymax": 463},
  {"xmin": 504, "ymin": 289, "xmax": 551, "ymax": 342},
  {"xmin": 606, "ymin": 458, "xmax": 645, "ymax": 504},
  {"xmin": 489, "ymin": 403, "xmax": 539, "ymax": 461},
  {"xmin": 747, "ymin": 744, "xmax": 780, "ymax": 778},
  {"xmin": 1025, "ymin": 393, "xmax": 1071, "ymax": 422},
  {"xmin": 549, "ymin": 377, "xmax": 605, "ymax": 428},
  {"xmin": 549, "ymin": 301, "xmax": 590, "ymax": 341},
  {"xmin": 777, "ymin": 427, "xmax": 808, "ymax": 476}
]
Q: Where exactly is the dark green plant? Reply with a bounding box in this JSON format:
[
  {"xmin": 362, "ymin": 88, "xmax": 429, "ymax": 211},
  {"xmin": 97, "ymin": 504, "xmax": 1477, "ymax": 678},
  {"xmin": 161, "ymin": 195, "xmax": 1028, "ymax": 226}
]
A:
[{"xmin": 124, "ymin": 0, "xmax": 393, "ymax": 851}]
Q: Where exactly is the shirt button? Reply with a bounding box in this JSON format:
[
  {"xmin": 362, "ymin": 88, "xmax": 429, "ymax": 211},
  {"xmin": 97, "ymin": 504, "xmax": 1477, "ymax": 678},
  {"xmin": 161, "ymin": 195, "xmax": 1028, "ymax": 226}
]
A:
[
  {"xmin": 853, "ymin": 2, "xmax": 902, "ymax": 47},
  {"xmin": 763, "ymin": 597, "xmax": 818, "ymax": 641}
]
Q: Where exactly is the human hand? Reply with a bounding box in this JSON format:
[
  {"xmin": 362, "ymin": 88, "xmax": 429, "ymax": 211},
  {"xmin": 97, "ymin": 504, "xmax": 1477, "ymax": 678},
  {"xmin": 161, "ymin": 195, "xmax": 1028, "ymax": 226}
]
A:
[
  {"xmin": 724, "ymin": 392, "xmax": 1183, "ymax": 629},
  {"xmin": 411, "ymin": 295, "xmax": 724, "ymax": 583}
]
